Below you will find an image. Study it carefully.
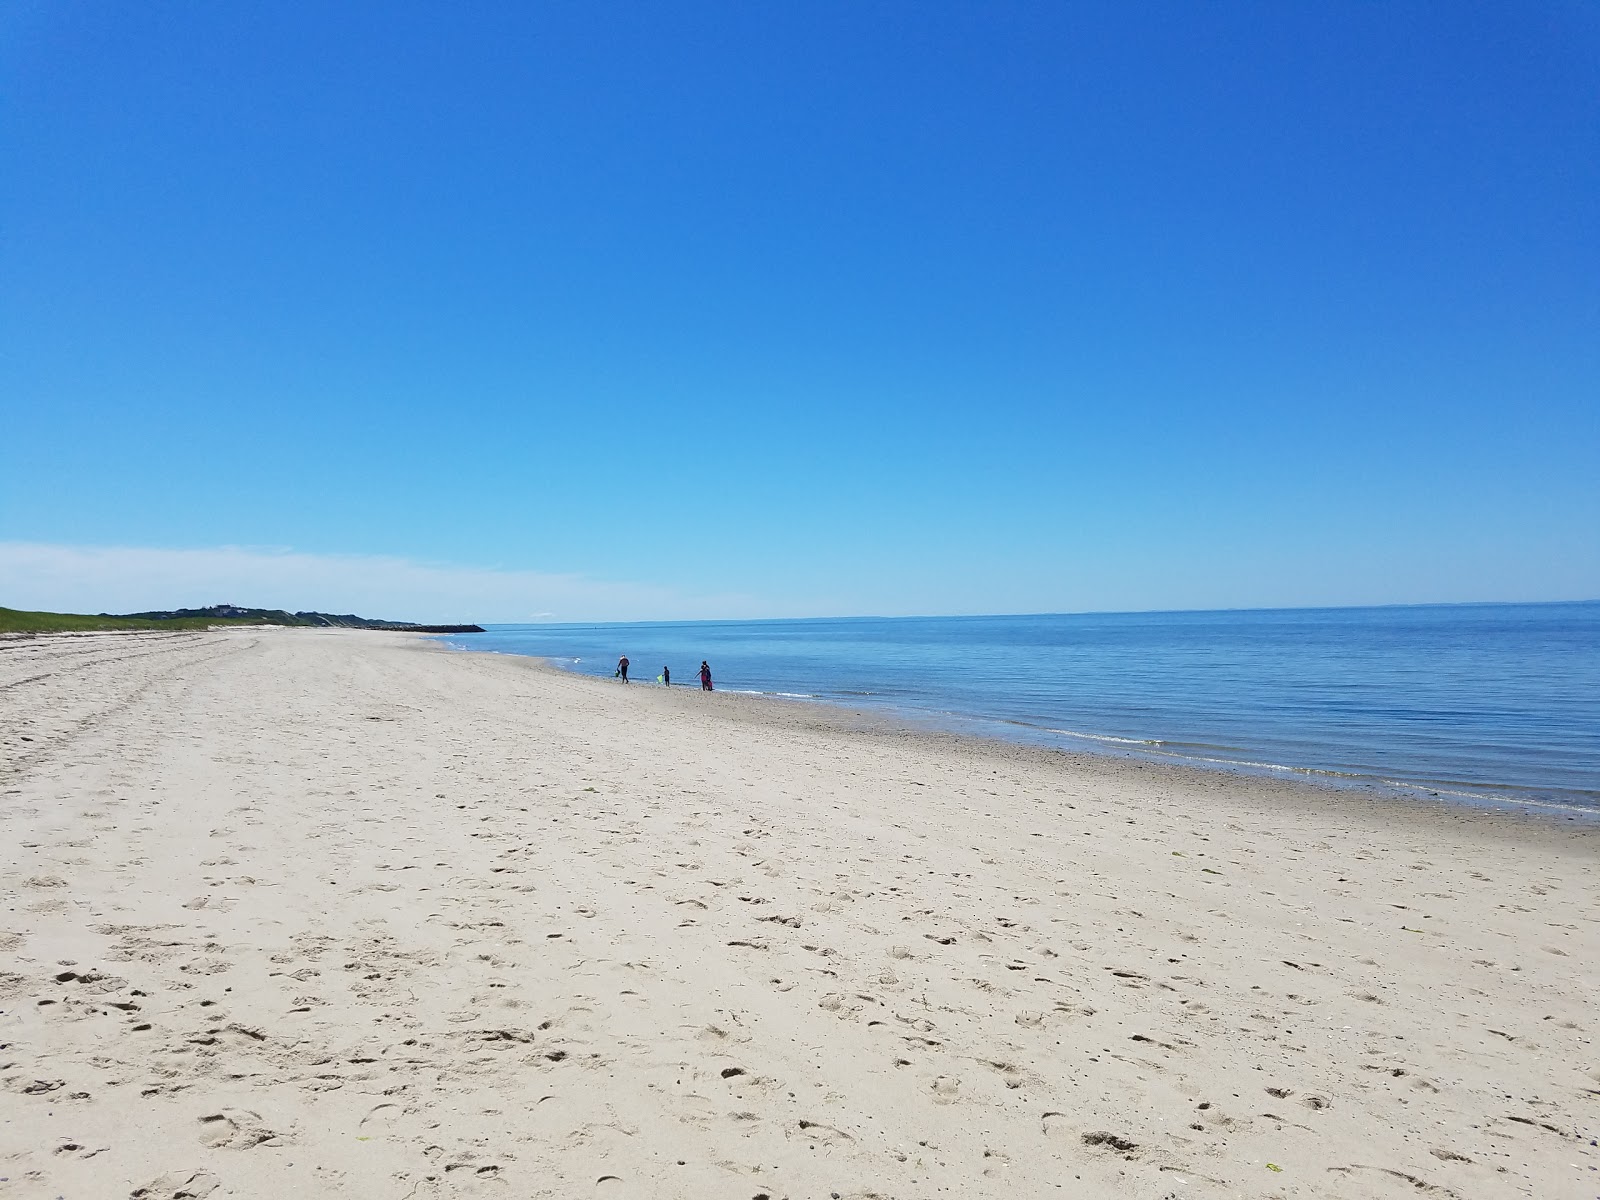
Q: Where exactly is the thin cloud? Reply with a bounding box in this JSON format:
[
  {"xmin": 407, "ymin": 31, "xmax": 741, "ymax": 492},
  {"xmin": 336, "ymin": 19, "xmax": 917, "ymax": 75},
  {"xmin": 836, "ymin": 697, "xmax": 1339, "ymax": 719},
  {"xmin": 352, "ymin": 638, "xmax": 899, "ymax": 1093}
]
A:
[{"xmin": 0, "ymin": 541, "xmax": 758, "ymax": 624}]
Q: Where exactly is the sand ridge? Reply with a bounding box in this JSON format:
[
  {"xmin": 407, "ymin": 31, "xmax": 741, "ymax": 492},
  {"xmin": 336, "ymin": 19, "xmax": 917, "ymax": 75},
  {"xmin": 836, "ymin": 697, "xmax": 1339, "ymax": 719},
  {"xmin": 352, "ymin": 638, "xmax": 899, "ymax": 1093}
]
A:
[{"xmin": 1, "ymin": 627, "xmax": 1596, "ymax": 1198}]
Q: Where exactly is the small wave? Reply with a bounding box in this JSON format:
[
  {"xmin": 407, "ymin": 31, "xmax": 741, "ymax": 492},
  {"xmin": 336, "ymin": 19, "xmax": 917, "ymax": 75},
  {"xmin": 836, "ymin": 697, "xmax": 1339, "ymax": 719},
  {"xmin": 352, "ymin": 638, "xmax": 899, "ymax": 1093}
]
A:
[
  {"xmin": 1050, "ymin": 733, "xmax": 1384, "ymax": 780},
  {"xmin": 1371, "ymin": 780, "xmax": 1600, "ymax": 815},
  {"xmin": 1086, "ymin": 746, "xmax": 1600, "ymax": 814},
  {"xmin": 1046, "ymin": 728, "xmax": 1164, "ymax": 747},
  {"xmin": 1177, "ymin": 753, "xmax": 1370, "ymax": 778}
]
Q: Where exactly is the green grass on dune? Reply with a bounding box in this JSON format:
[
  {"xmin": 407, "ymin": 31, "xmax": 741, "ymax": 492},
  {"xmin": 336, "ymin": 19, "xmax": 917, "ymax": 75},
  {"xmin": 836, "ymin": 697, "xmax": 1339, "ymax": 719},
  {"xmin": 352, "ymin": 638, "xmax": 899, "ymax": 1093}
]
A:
[{"xmin": 0, "ymin": 607, "xmax": 267, "ymax": 634}]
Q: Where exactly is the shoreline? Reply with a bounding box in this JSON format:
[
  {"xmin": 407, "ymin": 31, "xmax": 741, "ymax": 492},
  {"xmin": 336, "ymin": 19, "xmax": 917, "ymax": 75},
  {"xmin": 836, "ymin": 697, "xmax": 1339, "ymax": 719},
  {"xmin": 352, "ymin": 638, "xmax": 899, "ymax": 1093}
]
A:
[
  {"xmin": 3, "ymin": 626, "xmax": 1596, "ymax": 1199},
  {"xmin": 454, "ymin": 642, "xmax": 1600, "ymax": 826},
  {"xmin": 441, "ymin": 603, "xmax": 1600, "ymax": 818}
]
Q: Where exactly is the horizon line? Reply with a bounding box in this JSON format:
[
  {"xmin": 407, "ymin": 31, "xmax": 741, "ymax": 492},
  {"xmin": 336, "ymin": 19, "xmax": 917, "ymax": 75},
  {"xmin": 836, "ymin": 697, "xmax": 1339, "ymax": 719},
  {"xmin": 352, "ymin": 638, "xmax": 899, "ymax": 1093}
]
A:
[{"xmin": 480, "ymin": 596, "xmax": 1600, "ymax": 628}]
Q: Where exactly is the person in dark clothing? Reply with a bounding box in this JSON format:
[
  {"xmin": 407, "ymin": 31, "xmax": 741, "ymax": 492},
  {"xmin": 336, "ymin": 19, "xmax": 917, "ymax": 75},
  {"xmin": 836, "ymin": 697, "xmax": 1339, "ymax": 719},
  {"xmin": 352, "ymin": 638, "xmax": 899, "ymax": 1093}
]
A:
[
  {"xmin": 662, "ymin": 666, "xmax": 671, "ymax": 686},
  {"xmin": 699, "ymin": 660, "xmax": 713, "ymax": 691},
  {"xmin": 616, "ymin": 654, "xmax": 630, "ymax": 683}
]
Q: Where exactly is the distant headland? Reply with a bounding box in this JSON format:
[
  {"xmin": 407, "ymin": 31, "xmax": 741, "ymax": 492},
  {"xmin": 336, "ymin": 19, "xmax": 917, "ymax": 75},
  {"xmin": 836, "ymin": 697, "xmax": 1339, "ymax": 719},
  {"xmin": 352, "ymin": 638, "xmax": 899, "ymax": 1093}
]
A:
[{"xmin": 0, "ymin": 604, "xmax": 484, "ymax": 635}]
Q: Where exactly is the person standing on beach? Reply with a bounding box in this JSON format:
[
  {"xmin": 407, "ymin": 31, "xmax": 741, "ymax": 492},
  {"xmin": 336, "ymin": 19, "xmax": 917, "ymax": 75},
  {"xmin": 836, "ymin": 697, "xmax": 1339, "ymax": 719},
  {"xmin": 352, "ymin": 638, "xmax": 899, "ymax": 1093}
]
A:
[
  {"xmin": 662, "ymin": 666, "xmax": 671, "ymax": 686},
  {"xmin": 699, "ymin": 660, "xmax": 713, "ymax": 691},
  {"xmin": 617, "ymin": 654, "xmax": 630, "ymax": 683}
]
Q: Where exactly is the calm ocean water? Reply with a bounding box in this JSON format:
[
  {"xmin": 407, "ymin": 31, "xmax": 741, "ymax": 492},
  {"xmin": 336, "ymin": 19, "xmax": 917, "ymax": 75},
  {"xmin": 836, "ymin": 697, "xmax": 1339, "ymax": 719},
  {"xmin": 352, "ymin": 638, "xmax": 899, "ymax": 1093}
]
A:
[{"xmin": 443, "ymin": 602, "xmax": 1600, "ymax": 812}]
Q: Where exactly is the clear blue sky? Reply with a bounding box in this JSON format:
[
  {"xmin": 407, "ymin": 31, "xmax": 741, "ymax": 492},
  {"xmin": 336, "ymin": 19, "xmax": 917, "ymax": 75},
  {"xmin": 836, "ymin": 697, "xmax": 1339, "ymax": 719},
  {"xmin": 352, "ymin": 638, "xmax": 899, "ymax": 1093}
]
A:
[{"xmin": 4, "ymin": 2, "xmax": 1597, "ymax": 621}]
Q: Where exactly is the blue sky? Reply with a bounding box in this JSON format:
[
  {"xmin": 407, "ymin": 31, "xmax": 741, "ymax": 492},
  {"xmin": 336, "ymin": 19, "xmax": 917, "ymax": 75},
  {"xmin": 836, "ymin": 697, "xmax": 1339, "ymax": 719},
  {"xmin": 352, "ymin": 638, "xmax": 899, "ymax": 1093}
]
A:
[{"xmin": 4, "ymin": 2, "xmax": 1597, "ymax": 621}]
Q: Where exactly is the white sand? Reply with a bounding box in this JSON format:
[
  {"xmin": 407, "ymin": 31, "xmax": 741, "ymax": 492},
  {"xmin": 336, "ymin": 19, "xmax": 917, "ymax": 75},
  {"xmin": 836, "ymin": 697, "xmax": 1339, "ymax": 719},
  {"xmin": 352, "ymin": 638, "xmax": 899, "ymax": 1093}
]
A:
[{"xmin": 1, "ymin": 627, "xmax": 1595, "ymax": 1199}]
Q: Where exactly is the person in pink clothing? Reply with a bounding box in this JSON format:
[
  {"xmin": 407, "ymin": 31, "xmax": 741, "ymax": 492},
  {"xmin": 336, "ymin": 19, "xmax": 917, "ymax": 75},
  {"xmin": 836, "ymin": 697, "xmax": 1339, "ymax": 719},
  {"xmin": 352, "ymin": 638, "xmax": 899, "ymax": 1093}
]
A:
[{"xmin": 698, "ymin": 660, "xmax": 713, "ymax": 691}]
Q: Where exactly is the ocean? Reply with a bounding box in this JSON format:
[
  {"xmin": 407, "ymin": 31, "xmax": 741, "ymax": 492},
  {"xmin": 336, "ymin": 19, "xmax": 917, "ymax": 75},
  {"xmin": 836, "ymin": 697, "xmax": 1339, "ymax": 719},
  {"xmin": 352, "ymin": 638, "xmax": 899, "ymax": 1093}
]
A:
[{"xmin": 441, "ymin": 602, "xmax": 1600, "ymax": 813}]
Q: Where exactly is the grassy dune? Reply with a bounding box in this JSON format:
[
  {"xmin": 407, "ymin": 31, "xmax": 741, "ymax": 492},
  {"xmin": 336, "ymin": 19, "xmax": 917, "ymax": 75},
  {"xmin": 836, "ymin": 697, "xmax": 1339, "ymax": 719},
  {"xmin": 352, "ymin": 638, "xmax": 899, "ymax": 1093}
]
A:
[{"xmin": 0, "ymin": 607, "xmax": 264, "ymax": 634}]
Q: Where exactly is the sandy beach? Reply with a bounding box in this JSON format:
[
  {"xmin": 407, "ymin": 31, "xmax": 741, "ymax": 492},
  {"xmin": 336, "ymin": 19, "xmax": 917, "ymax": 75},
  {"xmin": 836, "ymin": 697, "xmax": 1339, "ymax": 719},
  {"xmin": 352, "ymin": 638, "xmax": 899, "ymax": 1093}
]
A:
[{"xmin": 2, "ymin": 627, "xmax": 1595, "ymax": 1200}]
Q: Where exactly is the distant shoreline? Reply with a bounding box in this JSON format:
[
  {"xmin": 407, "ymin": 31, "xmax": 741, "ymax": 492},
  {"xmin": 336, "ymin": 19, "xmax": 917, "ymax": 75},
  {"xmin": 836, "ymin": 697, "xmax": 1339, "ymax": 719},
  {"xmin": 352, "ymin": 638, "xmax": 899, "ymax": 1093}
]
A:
[{"xmin": 0, "ymin": 604, "xmax": 484, "ymax": 636}]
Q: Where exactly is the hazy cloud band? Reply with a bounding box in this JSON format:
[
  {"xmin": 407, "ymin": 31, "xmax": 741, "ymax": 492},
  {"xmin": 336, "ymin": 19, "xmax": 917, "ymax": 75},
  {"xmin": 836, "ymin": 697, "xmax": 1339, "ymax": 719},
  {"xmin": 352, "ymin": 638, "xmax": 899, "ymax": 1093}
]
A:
[{"xmin": 0, "ymin": 541, "xmax": 755, "ymax": 624}]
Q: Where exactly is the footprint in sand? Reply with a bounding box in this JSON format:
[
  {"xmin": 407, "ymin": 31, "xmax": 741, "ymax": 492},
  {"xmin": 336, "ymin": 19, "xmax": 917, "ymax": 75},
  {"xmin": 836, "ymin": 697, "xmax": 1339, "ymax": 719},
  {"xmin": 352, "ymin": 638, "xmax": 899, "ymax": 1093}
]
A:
[
  {"xmin": 198, "ymin": 1109, "xmax": 281, "ymax": 1149},
  {"xmin": 443, "ymin": 1159, "xmax": 503, "ymax": 1178},
  {"xmin": 130, "ymin": 1170, "xmax": 221, "ymax": 1199},
  {"xmin": 672, "ymin": 1093, "xmax": 721, "ymax": 1124},
  {"xmin": 930, "ymin": 1075, "xmax": 961, "ymax": 1104},
  {"xmin": 1081, "ymin": 1130, "xmax": 1139, "ymax": 1152},
  {"xmin": 797, "ymin": 1119, "xmax": 854, "ymax": 1145},
  {"xmin": 357, "ymin": 1102, "xmax": 406, "ymax": 1136},
  {"xmin": 984, "ymin": 1060, "xmax": 1027, "ymax": 1089},
  {"xmin": 53, "ymin": 1140, "xmax": 110, "ymax": 1158}
]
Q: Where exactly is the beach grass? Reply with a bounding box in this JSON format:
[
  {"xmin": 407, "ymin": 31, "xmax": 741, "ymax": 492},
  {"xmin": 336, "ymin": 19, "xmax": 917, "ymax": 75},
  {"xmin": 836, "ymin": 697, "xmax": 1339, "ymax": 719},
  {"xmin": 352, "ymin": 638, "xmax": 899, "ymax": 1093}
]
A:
[{"xmin": 0, "ymin": 606, "xmax": 266, "ymax": 634}]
